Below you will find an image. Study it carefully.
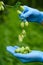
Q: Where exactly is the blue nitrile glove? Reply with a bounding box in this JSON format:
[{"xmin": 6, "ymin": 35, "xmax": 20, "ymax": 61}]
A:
[
  {"xmin": 6, "ymin": 46, "xmax": 43, "ymax": 63},
  {"xmin": 19, "ymin": 5, "xmax": 43, "ymax": 23}
]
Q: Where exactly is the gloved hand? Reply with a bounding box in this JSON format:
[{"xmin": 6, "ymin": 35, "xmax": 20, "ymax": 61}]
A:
[
  {"xmin": 18, "ymin": 5, "xmax": 43, "ymax": 23},
  {"xmin": 6, "ymin": 46, "xmax": 43, "ymax": 63}
]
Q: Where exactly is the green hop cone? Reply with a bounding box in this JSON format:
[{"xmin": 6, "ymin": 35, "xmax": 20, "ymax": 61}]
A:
[
  {"xmin": 1, "ymin": 5, "xmax": 4, "ymax": 11},
  {"xmin": 15, "ymin": 48, "xmax": 20, "ymax": 53},
  {"xmin": 18, "ymin": 34, "xmax": 23, "ymax": 42},
  {"xmin": 20, "ymin": 22, "xmax": 24, "ymax": 28},
  {"xmin": 22, "ymin": 29, "xmax": 26, "ymax": 35},
  {"xmin": 0, "ymin": 1, "xmax": 4, "ymax": 5},
  {"xmin": 20, "ymin": 46, "xmax": 25, "ymax": 53},
  {"xmin": 17, "ymin": 10, "xmax": 21, "ymax": 14},
  {"xmin": 25, "ymin": 46, "xmax": 31, "ymax": 52},
  {"xmin": 20, "ymin": 6, "xmax": 24, "ymax": 11},
  {"xmin": 20, "ymin": 6, "xmax": 24, "ymax": 9},
  {"xmin": 25, "ymin": 21, "xmax": 29, "ymax": 27},
  {"xmin": 23, "ymin": 51, "xmax": 29, "ymax": 54}
]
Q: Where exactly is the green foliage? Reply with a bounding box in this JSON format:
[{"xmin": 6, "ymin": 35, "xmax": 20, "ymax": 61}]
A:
[
  {"xmin": 15, "ymin": 2, "xmax": 21, "ymax": 9},
  {"xmin": 18, "ymin": 0, "xmax": 31, "ymax": 6},
  {"xmin": 3, "ymin": 0, "xmax": 17, "ymax": 5},
  {"xmin": 1, "ymin": 0, "xmax": 43, "ymax": 8}
]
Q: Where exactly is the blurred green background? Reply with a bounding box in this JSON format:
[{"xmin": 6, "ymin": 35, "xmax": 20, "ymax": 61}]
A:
[{"xmin": 0, "ymin": 0, "xmax": 43, "ymax": 65}]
